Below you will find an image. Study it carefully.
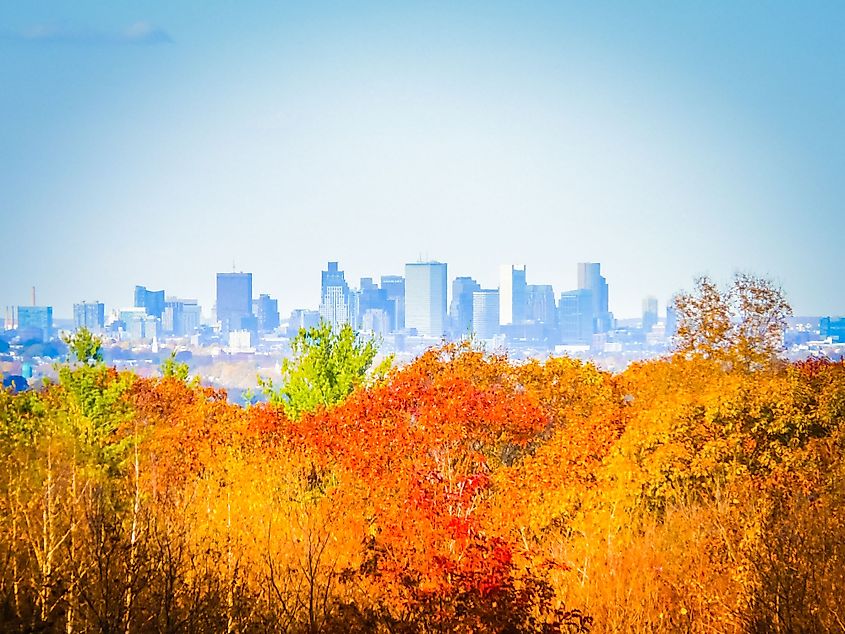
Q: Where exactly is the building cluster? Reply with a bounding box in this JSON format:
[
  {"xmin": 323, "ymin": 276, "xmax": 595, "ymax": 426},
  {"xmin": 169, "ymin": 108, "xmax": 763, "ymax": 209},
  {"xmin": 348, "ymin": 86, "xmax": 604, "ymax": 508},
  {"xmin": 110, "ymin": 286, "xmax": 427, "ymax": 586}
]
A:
[{"xmin": 3, "ymin": 263, "xmax": 844, "ymax": 368}]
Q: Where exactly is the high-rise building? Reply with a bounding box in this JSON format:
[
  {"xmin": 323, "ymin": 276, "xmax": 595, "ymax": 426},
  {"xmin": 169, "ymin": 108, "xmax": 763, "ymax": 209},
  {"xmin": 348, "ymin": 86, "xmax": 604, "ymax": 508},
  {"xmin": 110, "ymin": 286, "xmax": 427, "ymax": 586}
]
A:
[
  {"xmin": 642, "ymin": 296, "xmax": 659, "ymax": 333},
  {"xmin": 163, "ymin": 298, "xmax": 201, "ymax": 336},
  {"xmin": 499, "ymin": 265, "xmax": 527, "ymax": 326},
  {"xmin": 526, "ymin": 284, "xmax": 557, "ymax": 326},
  {"xmin": 450, "ymin": 277, "xmax": 481, "ymax": 338},
  {"xmin": 820, "ymin": 316, "xmax": 845, "ymax": 342},
  {"xmin": 320, "ymin": 262, "xmax": 353, "ymax": 329},
  {"xmin": 74, "ymin": 301, "xmax": 105, "ymax": 332},
  {"xmin": 16, "ymin": 306, "xmax": 53, "ymax": 340},
  {"xmin": 576, "ymin": 262, "xmax": 611, "ymax": 333},
  {"xmin": 558, "ymin": 289, "xmax": 593, "ymax": 344},
  {"xmin": 666, "ymin": 303, "xmax": 678, "ymax": 340},
  {"xmin": 380, "ymin": 275, "xmax": 405, "ymax": 331},
  {"xmin": 216, "ymin": 272, "xmax": 253, "ymax": 332},
  {"xmin": 134, "ymin": 285, "xmax": 165, "ymax": 319},
  {"xmin": 254, "ymin": 294, "xmax": 280, "ymax": 332},
  {"xmin": 119, "ymin": 308, "xmax": 158, "ymax": 341},
  {"xmin": 358, "ymin": 278, "xmax": 391, "ymax": 330},
  {"xmin": 472, "ymin": 289, "xmax": 500, "ymax": 339},
  {"xmin": 405, "ymin": 261, "xmax": 448, "ymax": 338}
]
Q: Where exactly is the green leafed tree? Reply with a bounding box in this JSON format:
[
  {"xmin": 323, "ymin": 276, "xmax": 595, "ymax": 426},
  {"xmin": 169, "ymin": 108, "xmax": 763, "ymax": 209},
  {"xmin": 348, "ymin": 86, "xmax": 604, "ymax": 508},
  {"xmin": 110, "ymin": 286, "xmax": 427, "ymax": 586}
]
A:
[
  {"xmin": 63, "ymin": 327, "xmax": 103, "ymax": 365},
  {"xmin": 160, "ymin": 351, "xmax": 191, "ymax": 382},
  {"xmin": 260, "ymin": 321, "xmax": 391, "ymax": 419}
]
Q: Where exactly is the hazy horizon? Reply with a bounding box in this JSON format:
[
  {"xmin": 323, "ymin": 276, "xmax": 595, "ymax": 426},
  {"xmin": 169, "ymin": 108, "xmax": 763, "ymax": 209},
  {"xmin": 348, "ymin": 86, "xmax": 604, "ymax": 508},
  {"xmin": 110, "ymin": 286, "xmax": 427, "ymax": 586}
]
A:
[{"xmin": 2, "ymin": 2, "xmax": 843, "ymax": 318}]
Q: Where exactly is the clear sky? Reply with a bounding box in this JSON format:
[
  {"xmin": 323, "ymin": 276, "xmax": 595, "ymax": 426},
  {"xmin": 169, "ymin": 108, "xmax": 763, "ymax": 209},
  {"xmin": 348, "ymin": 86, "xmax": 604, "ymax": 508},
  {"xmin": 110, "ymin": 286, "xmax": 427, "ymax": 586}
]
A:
[{"xmin": 1, "ymin": 1, "xmax": 843, "ymax": 319}]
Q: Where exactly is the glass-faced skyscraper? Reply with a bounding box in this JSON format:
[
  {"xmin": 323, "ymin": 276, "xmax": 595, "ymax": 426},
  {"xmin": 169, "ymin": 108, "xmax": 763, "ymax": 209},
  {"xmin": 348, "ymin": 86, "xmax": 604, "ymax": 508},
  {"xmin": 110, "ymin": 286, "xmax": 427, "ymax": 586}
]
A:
[
  {"xmin": 472, "ymin": 289, "xmax": 500, "ymax": 339},
  {"xmin": 450, "ymin": 276, "xmax": 480, "ymax": 338},
  {"xmin": 577, "ymin": 262, "xmax": 611, "ymax": 333},
  {"xmin": 74, "ymin": 302, "xmax": 105, "ymax": 331},
  {"xmin": 216, "ymin": 272, "xmax": 253, "ymax": 332},
  {"xmin": 134, "ymin": 285, "xmax": 165, "ymax": 319},
  {"xmin": 405, "ymin": 261, "xmax": 447, "ymax": 338}
]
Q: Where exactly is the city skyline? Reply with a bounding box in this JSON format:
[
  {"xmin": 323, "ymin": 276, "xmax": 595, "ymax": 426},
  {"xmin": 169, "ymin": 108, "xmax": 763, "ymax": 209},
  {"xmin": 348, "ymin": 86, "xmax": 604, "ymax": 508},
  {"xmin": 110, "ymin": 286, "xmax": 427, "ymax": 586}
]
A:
[
  {"xmin": 2, "ymin": 3, "xmax": 844, "ymax": 317},
  {"xmin": 2, "ymin": 256, "xmax": 840, "ymax": 323}
]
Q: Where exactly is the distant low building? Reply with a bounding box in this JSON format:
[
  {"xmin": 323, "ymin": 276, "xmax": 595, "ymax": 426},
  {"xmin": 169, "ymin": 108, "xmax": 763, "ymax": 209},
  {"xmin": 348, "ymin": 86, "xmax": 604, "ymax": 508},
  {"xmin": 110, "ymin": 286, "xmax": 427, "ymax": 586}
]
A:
[
  {"xmin": 288, "ymin": 309, "xmax": 321, "ymax": 337},
  {"xmin": 119, "ymin": 308, "xmax": 158, "ymax": 341}
]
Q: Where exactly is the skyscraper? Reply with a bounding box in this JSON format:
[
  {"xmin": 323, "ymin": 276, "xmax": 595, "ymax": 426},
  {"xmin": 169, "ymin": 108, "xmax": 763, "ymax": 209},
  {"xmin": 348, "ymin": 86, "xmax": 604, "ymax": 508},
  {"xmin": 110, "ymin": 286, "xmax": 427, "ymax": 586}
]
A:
[
  {"xmin": 163, "ymin": 298, "xmax": 201, "ymax": 336},
  {"xmin": 642, "ymin": 296, "xmax": 658, "ymax": 333},
  {"xmin": 558, "ymin": 289, "xmax": 593, "ymax": 344},
  {"xmin": 526, "ymin": 284, "xmax": 557, "ymax": 326},
  {"xmin": 499, "ymin": 265, "xmax": 527, "ymax": 326},
  {"xmin": 74, "ymin": 301, "xmax": 105, "ymax": 331},
  {"xmin": 134, "ymin": 285, "xmax": 165, "ymax": 319},
  {"xmin": 319, "ymin": 262, "xmax": 353, "ymax": 329},
  {"xmin": 358, "ymin": 277, "xmax": 390, "ymax": 330},
  {"xmin": 472, "ymin": 289, "xmax": 500, "ymax": 339},
  {"xmin": 576, "ymin": 262, "xmax": 611, "ymax": 333},
  {"xmin": 450, "ymin": 276, "xmax": 481, "ymax": 338},
  {"xmin": 380, "ymin": 275, "xmax": 405, "ymax": 331},
  {"xmin": 216, "ymin": 272, "xmax": 253, "ymax": 332},
  {"xmin": 405, "ymin": 261, "xmax": 448, "ymax": 338},
  {"xmin": 16, "ymin": 306, "xmax": 53, "ymax": 340},
  {"xmin": 254, "ymin": 294, "xmax": 280, "ymax": 332}
]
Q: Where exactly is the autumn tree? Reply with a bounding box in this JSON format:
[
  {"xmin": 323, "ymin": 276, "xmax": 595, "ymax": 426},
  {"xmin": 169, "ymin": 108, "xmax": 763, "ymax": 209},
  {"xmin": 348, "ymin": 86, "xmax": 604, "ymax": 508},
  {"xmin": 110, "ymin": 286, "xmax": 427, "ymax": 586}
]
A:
[
  {"xmin": 672, "ymin": 273, "xmax": 791, "ymax": 369},
  {"xmin": 260, "ymin": 321, "xmax": 391, "ymax": 420}
]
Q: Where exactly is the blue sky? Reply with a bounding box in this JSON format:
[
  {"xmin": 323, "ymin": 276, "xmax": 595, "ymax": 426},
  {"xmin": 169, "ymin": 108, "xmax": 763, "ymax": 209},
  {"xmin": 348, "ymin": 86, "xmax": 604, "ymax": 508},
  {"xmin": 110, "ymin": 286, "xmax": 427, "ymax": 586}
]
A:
[{"xmin": 1, "ymin": 1, "xmax": 843, "ymax": 318}]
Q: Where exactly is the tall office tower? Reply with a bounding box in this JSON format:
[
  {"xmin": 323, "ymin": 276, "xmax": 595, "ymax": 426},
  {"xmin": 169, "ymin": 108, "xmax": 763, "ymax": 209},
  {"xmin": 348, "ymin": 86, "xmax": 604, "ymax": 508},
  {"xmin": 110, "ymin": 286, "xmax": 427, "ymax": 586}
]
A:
[
  {"xmin": 163, "ymin": 298, "xmax": 202, "ymax": 336},
  {"xmin": 405, "ymin": 261, "xmax": 448, "ymax": 337},
  {"xmin": 319, "ymin": 262, "xmax": 353, "ymax": 329},
  {"xmin": 526, "ymin": 284, "xmax": 557, "ymax": 325},
  {"xmin": 380, "ymin": 275, "xmax": 405, "ymax": 331},
  {"xmin": 499, "ymin": 265, "xmax": 527, "ymax": 326},
  {"xmin": 449, "ymin": 277, "xmax": 481, "ymax": 338},
  {"xmin": 576, "ymin": 262, "xmax": 611, "ymax": 333},
  {"xmin": 254, "ymin": 294, "xmax": 280, "ymax": 332},
  {"xmin": 73, "ymin": 301, "xmax": 105, "ymax": 331},
  {"xmin": 216, "ymin": 272, "xmax": 253, "ymax": 332},
  {"xmin": 16, "ymin": 306, "xmax": 54, "ymax": 340},
  {"xmin": 472, "ymin": 289, "xmax": 500, "ymax": 339},
  {"xmin": 642, "ymin": 296, "xmax": 659, "ymax": 333},
  {"xmin": 134, "ymin": 285, "xmax": 165, "ymax": 319},
  {"xmin": 358, "ymin": 277, "xmax": 390, "ymax": 330},
  {"xmin": 665, "ymin": 303, "xmax": 678, "ymax": 340},
  {"xmin": 558, "ymin": 289, "xmax": 594, "ymax": 344}
]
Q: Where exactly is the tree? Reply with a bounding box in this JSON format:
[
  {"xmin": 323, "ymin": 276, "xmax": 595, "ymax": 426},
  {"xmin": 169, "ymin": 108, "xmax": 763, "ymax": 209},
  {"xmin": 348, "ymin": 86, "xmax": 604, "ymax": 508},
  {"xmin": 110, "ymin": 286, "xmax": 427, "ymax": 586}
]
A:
[
  {"xmin": 62, "ymin": 328, "xmax": 103, "ymax": 366},
  {"xmin": 673, "ymin": 273, "xmax": 791, "ymax": 369},
  {"xmin": 260, "ymin": 321, "xmax": 391, "ymax": 420},
  {"xmin": 160, "ymin": 351, "xmax": 191, "ymax": 382}
]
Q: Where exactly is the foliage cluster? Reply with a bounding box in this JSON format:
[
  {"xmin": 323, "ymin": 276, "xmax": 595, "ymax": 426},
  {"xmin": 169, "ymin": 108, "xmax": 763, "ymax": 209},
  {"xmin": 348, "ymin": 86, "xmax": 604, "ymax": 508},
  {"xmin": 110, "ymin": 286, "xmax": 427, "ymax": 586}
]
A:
[{"xmin": 1, "ymin": 308, "xmax": 844, "ymax": 632}]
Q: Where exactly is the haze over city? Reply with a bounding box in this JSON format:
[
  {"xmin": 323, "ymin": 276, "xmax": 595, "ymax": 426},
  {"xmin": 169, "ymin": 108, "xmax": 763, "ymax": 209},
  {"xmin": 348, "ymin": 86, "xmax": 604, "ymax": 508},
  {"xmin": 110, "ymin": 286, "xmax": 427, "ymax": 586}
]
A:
[{"xmin": 2, "ymin": 2, "xmax": 844, "ymax": 317}]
